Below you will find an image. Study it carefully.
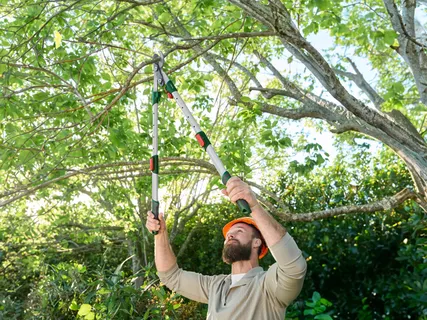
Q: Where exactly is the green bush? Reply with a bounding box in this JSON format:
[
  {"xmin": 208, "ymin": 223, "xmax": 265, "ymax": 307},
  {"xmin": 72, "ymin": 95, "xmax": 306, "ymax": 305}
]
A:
[
  {"xmin": 21, "ymin": 260, "xmax": 183, "ymax": 319},
  {"xmin": 286, "ymin": 291, "xmax": 334, "ymax": 320}
]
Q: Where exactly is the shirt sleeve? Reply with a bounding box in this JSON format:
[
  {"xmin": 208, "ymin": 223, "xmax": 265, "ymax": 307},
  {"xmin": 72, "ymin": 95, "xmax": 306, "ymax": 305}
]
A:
[
  {"xmin": 263, "ymin": 232, "xmax": 307, "ymax": 307},
  {"xmin": 157, "ymin": 263, "xmax": 217, "ymax": 304}
]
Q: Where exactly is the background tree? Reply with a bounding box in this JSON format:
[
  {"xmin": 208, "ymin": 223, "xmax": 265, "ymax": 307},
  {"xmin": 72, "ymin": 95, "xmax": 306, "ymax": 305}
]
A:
[{"xmin": 1, "ymin": 0, "xmax": 426, "ymax": 319}]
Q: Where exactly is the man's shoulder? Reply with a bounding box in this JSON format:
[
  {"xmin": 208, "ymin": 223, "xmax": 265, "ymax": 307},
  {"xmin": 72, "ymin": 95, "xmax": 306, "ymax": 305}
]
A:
[
  {"xmin": 204, "ymin": 273, "xmax": 229, "ymax": 287},
  {"xmin": 210, "ymin": 273, "xmax": 229, "ymax": 281}
]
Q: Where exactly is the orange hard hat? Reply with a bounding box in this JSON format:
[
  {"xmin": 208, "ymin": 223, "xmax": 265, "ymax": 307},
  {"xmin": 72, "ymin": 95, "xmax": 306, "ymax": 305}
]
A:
[{"xmin": 222, "ymin": 217, "xmax": 268, "ymax": 259}]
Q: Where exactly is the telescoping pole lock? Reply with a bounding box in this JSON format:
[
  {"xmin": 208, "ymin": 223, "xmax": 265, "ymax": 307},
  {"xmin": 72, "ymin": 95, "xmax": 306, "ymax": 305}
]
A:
[{"xmin": 150, "ymin": 52, "xmax": 251, "ymax": 234}]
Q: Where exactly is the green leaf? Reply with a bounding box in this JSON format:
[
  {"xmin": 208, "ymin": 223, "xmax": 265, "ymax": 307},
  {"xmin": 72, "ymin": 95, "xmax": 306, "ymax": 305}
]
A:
[
  {"xmin": 392, "ymin": 82, "xmax": 405, "ymax": 94},
  {"xmin": 78, "ymin": 304, "xmax": 92, "ymax": 316},
  {"xmin": 144, "ymin": 65, "xmax": 153, "ymax": 74},
  {"xmin": 383, "ymin": 30, "xmax": 397, "ymax": 46},
  {"xmin": 316, "ymin": 0, "xmax": 329, "ymax": 10},
  {"xmin": 279, "ymin": 137, "xmax": 292, "ymax": 147},
  {"xmin": 158, "ymin": 12, "xmax": 172, "ymax": 24},
  {"xmin": 69, "ymin": 299, "xmax": 79, "ymax": 311},
  {"xmin": 18, "ymin": 150, "xmax": 32, "ymax": 165},
  {"xmin": 0, "ymin": 63, "xmax": 7, "ymax": 74},
  {"xmin": 320, "ymin": 298, "xmax": 333, "ymax": 306},
  {"xmin": 313, "ymin": 291, "xmax": 321, "ymax": 302},
  {"xmin": 304, "ymin": 309, "xmax": 315, "ymax": 315},
  {"xmin": 54, "ymin": 31, "xmax": 62, "ymax": 48},
  {"xmin": 111, "ymin": 255, "xmax": 133, "ymax": 284},
  {"xmin": 303, "ymin": 22, "xmax": 319, "ymax": 35},
  {"xmin": 97, "ymin": 288, "xmax": 111, "ymax": 295}
]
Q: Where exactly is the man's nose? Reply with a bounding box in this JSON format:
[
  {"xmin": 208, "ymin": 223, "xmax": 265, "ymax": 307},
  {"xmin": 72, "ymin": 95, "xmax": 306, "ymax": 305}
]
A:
[{"xmin": 227, "ymin": 234, "xmax": 235, "ymax": 240}]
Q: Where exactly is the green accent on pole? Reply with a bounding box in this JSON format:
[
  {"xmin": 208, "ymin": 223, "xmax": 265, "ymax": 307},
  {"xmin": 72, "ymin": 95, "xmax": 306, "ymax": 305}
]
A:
[
  {"xmin": 195, "ymin": 131, "xmax": 211, "ymax": 151},
  {"xmin": 221, "ymin": 171, "xmax": 231, "ymax": 185},
  {"xmin": 152, "ymin": 91, "xmax": 161, "ymax": 105},
  {"xmin": 237, "ymin": 199, "xmax": 252, "ymax": 214},
  {"xmin": 150, "ymin": 155, "xmax": 159, "ymax": 174},
  {"xmin": 221, "ymin": 171, "xmax": 252, "ymax": 214},
  {"xmin": 151, "ymin": 199, "xmax": 160, "ymax": 235},
  {"xmin": 165, "ymin": 80, "xmax": 177, "ymax": 93}
]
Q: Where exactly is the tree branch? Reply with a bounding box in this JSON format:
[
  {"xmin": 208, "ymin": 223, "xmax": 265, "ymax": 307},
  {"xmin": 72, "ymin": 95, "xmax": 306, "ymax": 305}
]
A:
[
  {"xmin": 229, "ymin": 0, "xmax": 427, "ymax": 154},
  {"xmin": 181, "ymin": 31, "xmax": 277, "ymax": 41},
  {"xmin": 383, "ymin": 0, "xmax": 427, "ymax": 105},
  {"xmin": 56, "ymin": 223, "xmax": 124, "ymax": 231},
  {"xmin": 334, "ymin": 58, "xmax": 385, "ymax": 110},
  {"xmin": 278, "ymin": 188, "xmax": 418, "ymax": 221}
]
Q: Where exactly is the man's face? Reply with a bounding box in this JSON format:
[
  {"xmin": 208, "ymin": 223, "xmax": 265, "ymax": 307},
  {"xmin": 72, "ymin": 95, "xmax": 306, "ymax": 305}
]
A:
[{"xmin": 222, "ymin": 223, "xmax": 256, "ymax": 264}]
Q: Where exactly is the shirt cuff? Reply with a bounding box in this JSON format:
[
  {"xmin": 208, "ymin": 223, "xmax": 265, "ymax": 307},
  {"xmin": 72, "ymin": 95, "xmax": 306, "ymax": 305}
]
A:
[
  {"xmin": 157, "ymin": 263, "xmax": 179, "ymax": 281},
  {"xmin": 268, "ymin": 232, "xmax": 303, "ymax": 265}
]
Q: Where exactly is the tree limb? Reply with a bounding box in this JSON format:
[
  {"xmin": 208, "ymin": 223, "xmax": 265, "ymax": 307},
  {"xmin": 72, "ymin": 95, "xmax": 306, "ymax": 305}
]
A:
[
  {"xmin": 383, "ymin": 0, "xmax": 427, "ymax": 105},
  {"xmin": 276, "ymin": 188, "xmax": 418, "ymax": 222},
  {"xmin": 334, "ymin": 58, "xmax": 385, "ymax": 110}
]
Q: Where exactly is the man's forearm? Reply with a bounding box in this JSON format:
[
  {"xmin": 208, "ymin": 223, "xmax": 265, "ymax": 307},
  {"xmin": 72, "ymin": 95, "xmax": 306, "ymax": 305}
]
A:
[
  {"xmin": 155, "ymin": 231, "xmax": 177, "ymax": 272},
  {"xmin": 250, "ymin": 204, "xmax": 287, "ymax": 247}
]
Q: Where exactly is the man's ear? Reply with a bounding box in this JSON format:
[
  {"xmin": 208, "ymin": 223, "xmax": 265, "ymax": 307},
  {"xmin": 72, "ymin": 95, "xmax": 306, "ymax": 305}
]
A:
[{"xmin": 253, "ymin": 238, "xmax": 262, "ymax": 248}]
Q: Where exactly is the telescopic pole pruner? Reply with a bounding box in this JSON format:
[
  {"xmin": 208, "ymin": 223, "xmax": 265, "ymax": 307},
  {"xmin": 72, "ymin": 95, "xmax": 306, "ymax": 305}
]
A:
[{"xmin": 150, "ymin": 52, "xmax": 251, "ymax": 234}]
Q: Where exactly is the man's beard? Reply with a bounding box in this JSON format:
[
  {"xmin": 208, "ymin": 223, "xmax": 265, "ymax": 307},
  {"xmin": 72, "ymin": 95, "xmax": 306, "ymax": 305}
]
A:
[{"xmin": 222, "ymin": 240, "xmax": 252, "ymax": 264}]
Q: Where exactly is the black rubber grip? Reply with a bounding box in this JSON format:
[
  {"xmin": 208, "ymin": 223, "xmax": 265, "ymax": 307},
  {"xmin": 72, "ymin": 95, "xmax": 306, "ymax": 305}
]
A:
[
  {"xmin": 151, "ymin": 199, "xmax": 159, "ymax": 235},
  {"xmin": 237, "ymin": 199, "xmax": 252, "ymax": 214}
]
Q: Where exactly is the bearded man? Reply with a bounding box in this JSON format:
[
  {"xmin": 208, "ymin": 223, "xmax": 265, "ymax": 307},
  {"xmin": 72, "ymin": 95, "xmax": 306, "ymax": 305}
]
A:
[{"xmin": 146, "ymin": 177, "xmax": 307, "ymax": 319}]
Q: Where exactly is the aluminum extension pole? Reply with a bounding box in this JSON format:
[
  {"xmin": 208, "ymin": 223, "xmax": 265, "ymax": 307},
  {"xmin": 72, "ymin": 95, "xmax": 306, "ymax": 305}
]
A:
[
  {"xmin": 149, "ymin": 54, "xmax": 163, "ymax": 235},
  {"xmin": 152, "ymin": 53, "xmax": 251, "ymax": 215}
]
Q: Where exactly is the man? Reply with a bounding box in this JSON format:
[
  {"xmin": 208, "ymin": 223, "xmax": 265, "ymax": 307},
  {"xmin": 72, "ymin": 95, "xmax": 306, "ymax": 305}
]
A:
[{"xmin": 146, "ymin": 177, "xmax": 307, "ymax": 319}]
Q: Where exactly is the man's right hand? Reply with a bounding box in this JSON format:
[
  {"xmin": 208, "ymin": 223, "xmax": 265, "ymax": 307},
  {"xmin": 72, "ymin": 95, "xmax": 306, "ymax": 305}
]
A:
[{"xmin": 146, "ymin": 211, "xmax": 166, "ymax": 234}]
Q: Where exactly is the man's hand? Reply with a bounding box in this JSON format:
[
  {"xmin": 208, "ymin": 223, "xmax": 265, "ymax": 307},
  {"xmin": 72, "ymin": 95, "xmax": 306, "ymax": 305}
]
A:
[
  {"xmin": 223, "ymin": 177, "xmax": 260, "ymax": 210},
  {"xmin": 146, "ymin": 211, "xmax": 166, "ymax": 234},
  {"xmin": 147, "ymin": 211, "xmax": 177, "ymax": 272}
]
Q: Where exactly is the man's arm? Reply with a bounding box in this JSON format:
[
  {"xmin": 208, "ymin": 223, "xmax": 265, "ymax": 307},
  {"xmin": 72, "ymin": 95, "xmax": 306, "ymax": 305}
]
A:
[
  {"xmin": 224, "ymin": 177, "xmax": 286, "ymax": 246},
  {"xmin": 145, "ymin": 211, "xmax": 217, "ymax": 304},
  {"xmin": 146, "ymin": 211, "xmax": 176, "ymax": 272},
  {"xmin": 225, "ymin": 177, "xmax": 307, "ymax": 306}
]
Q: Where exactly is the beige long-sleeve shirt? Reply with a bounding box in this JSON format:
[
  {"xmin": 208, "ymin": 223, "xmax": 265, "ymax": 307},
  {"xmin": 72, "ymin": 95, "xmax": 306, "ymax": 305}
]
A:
[{"xmin": 158, "ymin": 232, "xmax": 307, "ymax": 320}]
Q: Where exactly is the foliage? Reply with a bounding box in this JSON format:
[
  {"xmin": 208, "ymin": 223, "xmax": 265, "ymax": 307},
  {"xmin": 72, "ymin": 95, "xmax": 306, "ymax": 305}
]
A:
[
  {"xmin": 1, "ymin": 0, "xmax": 427, "ymax": 319},
  {"xmin": 286, "ymin": 291, "xmax": 334, "ymax": 320},
  {"xmin": 1, "ymin": 259, "xmax": 184, "ymax": 319},
  {"xmin": 273, "ymin": 147, "xmax": 427, "ymax": 319}
]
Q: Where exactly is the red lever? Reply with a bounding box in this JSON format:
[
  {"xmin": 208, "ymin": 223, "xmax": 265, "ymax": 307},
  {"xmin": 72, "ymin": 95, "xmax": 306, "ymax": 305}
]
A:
[
  {"xmin": 196, "ymin": 134, "xmax": 205, "ymax": 147},
  {"xmin": 167, "ymin": 92, "xmax": 173, "ymax": 99},
  {"xmin": 150, "ymin": 158, "xmax": 154, "ymax": 171}
]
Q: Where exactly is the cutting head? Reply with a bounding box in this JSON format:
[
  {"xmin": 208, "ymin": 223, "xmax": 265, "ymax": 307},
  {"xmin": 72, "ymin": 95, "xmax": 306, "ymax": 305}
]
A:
[
  {"xmin": 153, "ymin": 52, "xmax": 165, "ymax": 87},
  {"xmin": 153, "ymin": 52, "xmax": 164, "ymax": 69}
]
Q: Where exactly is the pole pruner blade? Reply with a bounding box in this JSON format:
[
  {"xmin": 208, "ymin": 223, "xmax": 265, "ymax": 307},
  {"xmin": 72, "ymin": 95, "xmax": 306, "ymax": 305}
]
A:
[{"xmin": 153, "ymin": 52, "xmax": 165, "ymax": 87}]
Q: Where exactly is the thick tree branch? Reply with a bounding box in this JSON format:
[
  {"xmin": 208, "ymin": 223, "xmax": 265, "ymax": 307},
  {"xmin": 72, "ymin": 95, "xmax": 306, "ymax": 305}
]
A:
[
  {"xmin": 402, "ymin": 0, "xmax": 416, "ymax": 37},
  {"xmin": 278, "ymin": 188, "xmax": 418, "ymax": 222},
  {"xmin": 334, "ymin": 58, "xmax": 385, "ymax": 110},
  {"xmin": 229, "ymin": 0, "xmax": 427, "ymax": 153},
  {"xmin": 383, "ymin": 0, "xmax": 427, "ymax": 105}
]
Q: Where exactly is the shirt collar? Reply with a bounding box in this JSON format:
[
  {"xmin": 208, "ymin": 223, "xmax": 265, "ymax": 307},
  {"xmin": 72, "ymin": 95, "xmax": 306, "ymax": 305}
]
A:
[{"xmin": 229, "ymin": 266, "xmax": 263, "ymax": 288}]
